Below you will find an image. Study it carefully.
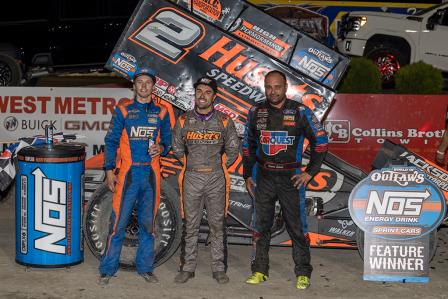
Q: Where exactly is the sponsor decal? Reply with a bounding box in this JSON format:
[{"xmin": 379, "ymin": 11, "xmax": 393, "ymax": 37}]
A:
[
  {"xmin": 111, "ymin": 52, "xmax": 137, "ymax": 78},
  {"xmin": 283, "ymin": 115, "xmax": 295, "ymax": 121},
  {"xmin": 283, "ymin": 109, "xmax": 296, "ymax": 115},
  {"xmin": 4, "ymin": 116, "xmax": 18, "ymax": 131},
  {"xmin": 230, "ymin": 18, "xmax": 291, "ymax": 58},
  {"xmin": 260, "ymin": 130, "xmax": 295, "ymax": 155},
  {"xmin": 291, "ymin": 50, "xmax": 331, "ymax": 80},
  {"xmin": 32, "ymin": 168, "xmax": 68, "ymax": 254},
  {"xmin": 398, "ymin": 151, "xmax": 448, "ymax": 193},
  {"xmin": 325, "ymin": 120, "xmax": 350, "ymax": 143},
  {"xmin": 186, "ymin": 130, "xmax": 221, "ymax": 144},
  {"xmin": 20, "ymin": 175, "xmax": 28, "ymax": 254},
  {"xmin": 304, "ymin": 157, "xmax": 344, "ymax": 203},
  {"xmin": 130, "ymin": 8, "xmax": 206, "ymax": 64},
  {"xmin": 214, "ymin": 103, "xmax": 239, "ymax": 120},
  {"xmin": 130, "ymin": 126, "xmax": 156, "ymax": 138},
  {"xmin": 192, "ymin": 0, "xmax": 224, "ymax": 21},
  {"xmin": 328, "ymin": 220, "xmax": 355, "ymax": 237},
  {"xmin": 283, "ymin": 121, "xmax": 296, "ymax": 127}
]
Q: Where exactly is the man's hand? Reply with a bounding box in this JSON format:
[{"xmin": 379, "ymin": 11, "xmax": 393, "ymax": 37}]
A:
[
  {"xmin": 245, "ymin": 177, "xmax": 256, "ymax": 199},
  {"xmin": 106, "ymin": 170, "xmax": 117, "ymax": 192},
  {"xmin": 436, "ymin": 150, "xmax": 445, "ymax": 164},
  {"xmin": 291, "ymin": 172, "xmax": 312, "ymax": 189},
  {"xmin": 149, "ymin": 144, "xmax": 164, "ymax": 157}
]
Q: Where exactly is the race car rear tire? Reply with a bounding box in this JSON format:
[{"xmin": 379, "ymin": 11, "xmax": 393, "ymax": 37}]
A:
[
  {"xmin": 356, "ymin": 227, "xmax": 438, "ymax": 261},
  {"xmin": 83, "ymin": 180, "xmax": 182, "ymax": 269}
]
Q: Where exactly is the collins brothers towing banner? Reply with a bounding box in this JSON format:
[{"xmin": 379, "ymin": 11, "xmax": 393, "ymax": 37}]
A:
[
  {"xmin": 325, "ymin": 94, "xmax": 448, "ymax": 173},
  {"xmin": 105, "ymin": 0, "xmax": 346, "ymax": 122},
  {"xmin": 349, "ymin": 166, "xmax": 446, "ymax": 283}
]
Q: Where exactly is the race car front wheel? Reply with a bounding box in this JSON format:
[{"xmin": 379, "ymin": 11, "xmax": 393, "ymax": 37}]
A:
[
  {"xmin": 83, "ymin": 180, "xmax": 182, "ymax": 269},
  {"xmin": 356, "ymin": 227, "xmax": 438, "ymax": 262}
]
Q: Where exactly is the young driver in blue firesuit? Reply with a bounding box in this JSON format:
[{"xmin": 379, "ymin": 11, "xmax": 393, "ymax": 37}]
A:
[{"xmin": 98, "ymin": 69, "xmax": 172, "ymax": 285}]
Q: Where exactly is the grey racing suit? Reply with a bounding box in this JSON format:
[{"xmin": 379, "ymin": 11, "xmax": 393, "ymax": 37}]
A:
[{"xmin": 172, "ymin": 109, "xmax": 239, "ymax": 273}]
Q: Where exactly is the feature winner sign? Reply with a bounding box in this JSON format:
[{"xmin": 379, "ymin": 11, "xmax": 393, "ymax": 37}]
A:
[{"xmin": 349, "ymin": 167, "xmax": 446, "ymax": 283}]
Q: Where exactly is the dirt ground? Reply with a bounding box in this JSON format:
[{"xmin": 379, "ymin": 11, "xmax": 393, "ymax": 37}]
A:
[{"xmin": 0, "ymin": 196, "xmax": 447, "ymax": 299}]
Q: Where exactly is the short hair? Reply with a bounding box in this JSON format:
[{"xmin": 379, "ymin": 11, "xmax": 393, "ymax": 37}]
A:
[{"xmin": 265, "ymin": 70, "xmax": 287, "ymax": 84}]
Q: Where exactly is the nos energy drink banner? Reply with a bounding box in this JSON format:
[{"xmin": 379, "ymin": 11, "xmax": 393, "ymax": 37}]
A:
[
  {"xmin": 105, "ymin": 0, "xmax": 337, "ymax": 124},
  {"xmin": 177, "ymin": 0, "xmax": 349, "ymax": 89},
  {"xmin": 349, "ymin": 167, "xmax": 446, "ymax": 283}
]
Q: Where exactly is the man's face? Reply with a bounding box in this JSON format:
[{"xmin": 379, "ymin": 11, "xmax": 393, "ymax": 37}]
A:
[
  {"xmin": 134, "ymin": 75, "xmax": 155, "ymax": 99},
  {"xmin": 195, "ymin": 84, "xmax": 216, "ymax": 110},
  {"xmin": 264, "ymin": 73, "xmax": 287, "ymax": 106}
]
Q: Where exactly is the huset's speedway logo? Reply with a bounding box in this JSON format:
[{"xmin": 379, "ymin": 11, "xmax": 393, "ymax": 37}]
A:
[
  {"xmin": 349, "ymin": 167, "xmax": 446, "ymax": 240},
  {"xmin": 32, "ymin": 168, "xmax": 68, "ymax": 254},
  {"xmin": 260, "ymin": 130, "xmax": 295, "ymax": 155},
  {"xmin": 186, "ymin": 130, "xmax": 221, "ymax": 144},
  {"xmin": 130, "ymin": 8, "xmax": 206, "ymax": 64}
]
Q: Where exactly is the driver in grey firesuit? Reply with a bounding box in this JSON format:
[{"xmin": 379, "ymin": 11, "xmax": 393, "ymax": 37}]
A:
[{"xmin": 172, "ymin": 76, "xmax": 240, "ymax": 284}]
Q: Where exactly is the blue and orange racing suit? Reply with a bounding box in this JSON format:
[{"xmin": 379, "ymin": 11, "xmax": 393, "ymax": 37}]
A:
[{"xmin": 99, "ymin": 98, "xmax": 171, "ymax": 276}]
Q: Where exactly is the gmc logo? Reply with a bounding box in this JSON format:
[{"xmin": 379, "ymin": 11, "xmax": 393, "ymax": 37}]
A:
[
  {"xmin": 130, "ymin": 126, "xmax": 155, "ymax": 138},
  {"xmin": 130, "ymin": 8, "xmax": 205, "ymax": 63}
]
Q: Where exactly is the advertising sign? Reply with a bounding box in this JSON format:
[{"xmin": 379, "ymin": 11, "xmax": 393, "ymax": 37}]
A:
[
  {"xmin": 325, "ymin": 94, "xmax": 448, "ymax": 172},
  {"xmin": 349, "ymin": 166, "xmax": 446, "ymax": 282}
]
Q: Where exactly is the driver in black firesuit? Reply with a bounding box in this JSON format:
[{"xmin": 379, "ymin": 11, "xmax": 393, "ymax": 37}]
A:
[{"xmin": 243, "ymin": 70, "xmax": 328, "ymax": 290}]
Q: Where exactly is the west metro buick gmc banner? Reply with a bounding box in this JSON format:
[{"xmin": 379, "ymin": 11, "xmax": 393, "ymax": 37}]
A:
[
  {"xmin": 105, "ymin": 0, "xmax": 338, "ymax": 122},
  {"xmin": 325, "ymin": 94, "xmax": 448, "ymax": 172},
  {"xmin": 0, "ymin": 87, "xmax": 133, "ymax": 156}
]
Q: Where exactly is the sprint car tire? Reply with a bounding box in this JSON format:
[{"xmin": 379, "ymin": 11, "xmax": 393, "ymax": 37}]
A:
[
  {"xmin": 356, "ymin": 227, "xmax": 438, "ymax": 262},
  {"xmin": 83, "ymin": 180, "xmax": 182, "ymax": 269}
]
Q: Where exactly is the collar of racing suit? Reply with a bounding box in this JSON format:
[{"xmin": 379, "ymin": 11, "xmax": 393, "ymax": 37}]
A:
[
  {"xmin": 134, "ymin": 97, "xmax": 154, "ymax": 111},
  {"xmin": 193, "ymin": 107, "xmax": 215, "ymax": 121}
]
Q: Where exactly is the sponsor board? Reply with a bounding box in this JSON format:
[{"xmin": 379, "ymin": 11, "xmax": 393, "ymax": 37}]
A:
[
  {"xmin": 349, "ymin": 166, "xmax": 446, "ymax": 282},
  {"xmin": 0, "ymin": 87, "xmax": 133, "ymax": 159},
  {"xmin": 325, "ymin": 94, "xmax": 448, "ymax": 173}
]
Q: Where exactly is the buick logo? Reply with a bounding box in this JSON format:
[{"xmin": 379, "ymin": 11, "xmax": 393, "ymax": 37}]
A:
[{"xmin": 4, "ymin": 116, "xmax": 18, "ymax": 131}]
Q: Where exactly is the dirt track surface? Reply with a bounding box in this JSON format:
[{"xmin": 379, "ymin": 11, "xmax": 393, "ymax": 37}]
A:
[{"xmin": 0, "ymin": 197, "xmax": 448, "ymax": 299}]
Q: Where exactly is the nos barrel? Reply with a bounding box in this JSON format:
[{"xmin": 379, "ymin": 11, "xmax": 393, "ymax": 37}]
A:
[{"xmin": 15, "ymin": 144, "xmax": 85, "ymax": 267}]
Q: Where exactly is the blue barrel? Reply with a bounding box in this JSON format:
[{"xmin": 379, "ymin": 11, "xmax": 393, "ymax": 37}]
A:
[{"xmin": 16, "ymin": 144, "xmax": 85, "ymax": 267}]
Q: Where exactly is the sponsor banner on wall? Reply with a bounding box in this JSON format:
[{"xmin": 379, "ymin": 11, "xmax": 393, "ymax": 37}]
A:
[
  {"xmin": 349, "ymin": 166, "xmax": 446, "ymax": 282},
  {"xmin": 0, "ymin": 87, "xmax": 133, "ymax": 158},
  {"xmin": 325, "ymin": 94, "xmax": 448, "ymax": 172}
]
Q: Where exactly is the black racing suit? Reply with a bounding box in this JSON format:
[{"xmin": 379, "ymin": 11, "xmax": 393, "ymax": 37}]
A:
[{"xmin": 242, "ymin": 99, "xmax": 328, "ymax": 278}]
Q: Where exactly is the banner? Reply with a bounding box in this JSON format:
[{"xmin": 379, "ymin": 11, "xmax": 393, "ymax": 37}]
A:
[
  {"xmin": 325, "ymin": 94, "xmax": 448, "ymax": 172},
  {"xmin": 0, "ymin": 87, "xmax": 133, "ymax": 157}
]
